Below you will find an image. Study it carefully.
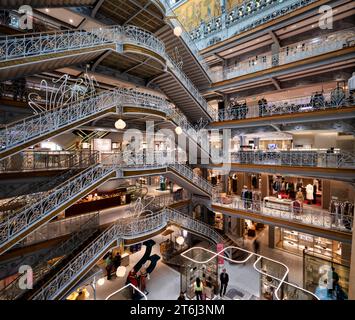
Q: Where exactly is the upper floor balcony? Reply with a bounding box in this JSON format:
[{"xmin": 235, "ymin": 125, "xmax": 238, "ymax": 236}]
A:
[
  {"xmin": 210, "ymin": 28, "xmax": 355, "ymax": 82},
  {"xmin": 189, "ymin": 0, "xmax": 318, "ymax": 49},
  {"xmin": 211, "ymin": 86, "xmax": 355, "ymax": 127}
]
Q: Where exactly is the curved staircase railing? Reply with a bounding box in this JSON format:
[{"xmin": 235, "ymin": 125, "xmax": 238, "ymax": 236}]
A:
[{"xmin": 0, "ymin": 25, "xmax": 216, "ymax": 119}]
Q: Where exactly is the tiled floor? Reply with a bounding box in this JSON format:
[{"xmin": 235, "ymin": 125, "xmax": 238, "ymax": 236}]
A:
[{"xmin": 81, "ymin": 225, "xmax": 304, "ymax": 300}]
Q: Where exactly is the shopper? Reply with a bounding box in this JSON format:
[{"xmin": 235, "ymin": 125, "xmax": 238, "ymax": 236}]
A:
[
  {"xmin": 177, "ymin": 292, "xmax": 186, "ymax": 301},
  {"xmin": 253, "ymin": 239, "xmax": 260, "ymax": 254},
  {"xmin": 194, "ymin": 277, "xmax": 204, "ymax": 300},
  {"xmin": 328, "ymin": 267, "xmax": 340, "ymax": 298},
  {"xmin": 138, "ymin": 267, "xmax": 149, "ymax": 295},
  {"xmin": 113, "ymin": 252, "xmax": 122, "ymax": 270},
  {"xmin": 219, "ymin": 268, "xmax": 229, "ymax": 297},
  {"xmin": 105, "ymin": 252, "xmax": 114, "ymax": 280}
]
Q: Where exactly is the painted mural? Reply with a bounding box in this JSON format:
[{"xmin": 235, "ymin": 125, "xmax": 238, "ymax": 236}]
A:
[{"xmin": 174, "ymin": 0, "xmax": 243, "ymax": 31}]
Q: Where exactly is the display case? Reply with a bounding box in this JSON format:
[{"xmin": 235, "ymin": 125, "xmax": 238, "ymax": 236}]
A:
[
  {"xmin": 180, "ymin": 248, "xmax": 218, "ymax": 300},
  {"xmin": 275, "ymin": 228, "xmax": 342, "ymax": 262},
  {"xmin": 304, "ymin": 252, "xmax": 349, "ymax": 300}
]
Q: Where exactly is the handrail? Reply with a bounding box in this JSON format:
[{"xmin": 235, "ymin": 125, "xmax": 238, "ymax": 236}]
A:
[
  {"xmin": 0, "ymin": 152, "xmax": 213, "ymax": 253},
  {"xmin": 189, "ymin": 0, "xmax": 317, "ymax": 48},
  {"xmin": 216, "ymin": 90, "xmax": 354, "ymax": 121},
  {"xmin": 0, "ymin": 212, "xmax": 99, "ymax": 300},
  {"xmin": 0, "ymin": 85, "xmax": 210, "ymax": 158},
  {"xmin": 31, "ymin": 207, "xmax": 225, "ymax": 300},
  {"xmin": 0, "ymin": 24, "xmax": 215, "ymax": 119},
  {"xmin": 101, "ymin": 151, "xmax": 213, "ymax": 195},
  {"xmin": 30, "ymin": 207, "xmax": 316, "ymax": 300},
  {"xmin": 230, "ymin": 150, "xmax": 355, "ymax": 169},
  {"xmin": 211, "ymin": 28, "xmax": 355, "ymax": 82},
  {"xmin": 0, "ymin": 151, "xmax": 99, "ymax": 218},
  {"xmin": 212, "ymin": 197, "xmax": 353, "ymax": 233},
  {"xmin": 181, "ymin": 245, "xmax": 319, "ymax": 300},
  {"xmin": 0, "ymin": 163, "xmax": 117, "ymax": 252},
  {"xmin": 159, "ymin": 0, "xmax": 212, "ymax": 79}
]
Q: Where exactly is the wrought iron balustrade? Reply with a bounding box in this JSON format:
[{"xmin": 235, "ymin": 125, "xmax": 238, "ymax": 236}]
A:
[
  {"xmin": 0, "ymin": 24, "xmax": 214, "ymax": 119},
  {"xmin": 101, "ymin": 151, "xmax": 213, "ymax": 195},
  {"xmin": 0, "ymin": 150, "xmax": 97, "ymax": 172},
  {"xmin": 0, "ymin": 212, "xmax": 99, "ymax": 300},
  {"xmin": 0, "ymin": 84, "xmax": 211, "ymax": 158},
  {"xmin": 0, "ymin": 163, "xmax": 117, "ymax": 252},
  {"xmin": 212, "ymin": 197, "xmax": 353, "ymax": 233},
  {"xmin": 216, "ymin": 90, "xmax": 354, "ymax": 122},
  {"xmin": 160, "ymin": 0, "xmax": 212, "ymax": 78},
  {"xmin": 31, "ymin": 207, "xmax": 225, "ymax": 300},
  {"xmin": 189, "ymin": 0, "xmax": 317, "ymax": 47},
  {"xmin": 230, "ymin": 150, "xmax": 355, "ymax": 169},
  {"xmin": 211, "ymin": 28, "xmax": 355, "ymax": 82},
  {"xmin": 31, "ymin": 207, "xmax": 317, "ymax": 300}
]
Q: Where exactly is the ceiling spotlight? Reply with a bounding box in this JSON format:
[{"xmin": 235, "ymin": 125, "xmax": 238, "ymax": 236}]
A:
[
  {"xmin": 173, "ymin": 26, "xmax": 183, "ymax": 37},
  {"xmin": 175, "ymin": 126, "xmax": 183, "ymax": 135},
  {"xmin": 115, "ymin": 119, "xmax": 126, "ymax": 130},
  {"xmin": 69, "ymin": 19, "xmax": 74, "ymax": 24},
  {"xmin": 45, "ymin": 8, "xmax": 49, "ymax": 13}
]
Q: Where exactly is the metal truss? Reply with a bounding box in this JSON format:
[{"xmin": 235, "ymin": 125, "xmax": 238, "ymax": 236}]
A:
[
  {"xmin": 31, "ymin": 207, "xmax": 225, "ymax": 300},
  {"xmin": 0, "ymin": 25, "xmax": 216, "ymax": 119}
]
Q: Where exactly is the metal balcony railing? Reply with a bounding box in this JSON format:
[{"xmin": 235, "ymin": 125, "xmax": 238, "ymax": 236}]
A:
[
  {"xmin": 160, "ymin": 0, "xmax": 212, "ymax": 79},
  {"xmin": 211, "ymin": 28, "xmax": 355, "ymax": 82},
  {"xmin": 31, "ymin": 207, "xmax": 225, "ymax": 300},
  {"xmin": 216, "ymin": 90, "xmax": 354, "ymax": 121},
  {"xmin": 22, "ymin": 191, "xmax": 190, "ymax": 247},
  {"xmin": 0, "ymin": 25, "xmax": 215, "ymax": 119},
  {"xmin": 0, "ymin": 150, "xmax": 97, "ymax": 172},
  {"xmin": 101, "ymin": 151, "xmax": 213, "ymax": 195},
  {"xmin": 189, "ymin": 0, "xmax": 317, "ymax": 47},
  {"xmin": 212, "ymin": 197, "xmax": 353, "ymax": 233},
  {"xmin": 0, "ymin": 212, "xmax": 99, "ymax": 300},
  {"xmin": 0, "ymin": 85, "xmax": 210, "ymax": 158},
  {"xmin": 0, "ymin": 163, "xmax": 117, "ymax": 252},
  {"xmin": 230, "ymin": 150, "xmax": 355, "ymax": 169},
  {"xmin": 0, "ymin": 151, "xmax": 213, "ymax": 253}
]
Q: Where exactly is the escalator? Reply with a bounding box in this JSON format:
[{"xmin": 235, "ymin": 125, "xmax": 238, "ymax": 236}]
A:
[
  {"xmin": 0, "ymin": 162, "xmax": 117, "ymax": 255},
  {"xmin": 0, "ymin": 212, "xmax": 99, "ymax": 300}
]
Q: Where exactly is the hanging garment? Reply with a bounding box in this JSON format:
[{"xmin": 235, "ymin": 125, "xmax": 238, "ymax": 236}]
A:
[
  {"xmin": 281, "ymin": 181, "xmax": 286, "ymax": 191},
  {"xmin": 232, "ymin": 178, "xmax": 238, "ymax": 193},
  {"xmin": 312, "ymin": 184, "xmax": 317, "ymax": 204},
  {"xmin": 252, "ymin": 175, "xmax": 258, "ymax": 188},
  {"xmin": 296, "ymin": 191, "xmax": 304, "ymax": 202},
  {"xmin": 306, "ymin": 184, "xmax": 314, "ymax": 200}
]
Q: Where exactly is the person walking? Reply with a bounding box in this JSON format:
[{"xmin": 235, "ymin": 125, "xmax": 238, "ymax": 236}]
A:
[
  {"xmin": 194, "ymin": 277, "xmax": 203, "ymax": 300},
  {"xmin": 253, "ymin": 239, "xmax": 260, "ymax": 254},
  {"xmin": 105, "ymin": 252, "xmax": 113, "ymax": 280},
  {"xmin": 219, "ymin": 268, "xmax": 229, "ymax": 298}
]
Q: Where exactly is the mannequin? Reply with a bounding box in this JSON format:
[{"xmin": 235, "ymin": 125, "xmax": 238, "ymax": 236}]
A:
[
  {"xmin": 232, "ymin": 174, "xmax": 238, "ymax": 193},
  {"xmin": 312, "ymin": 182, "xmax": 317, "ymax": 204},
  {"xmin": 306, "ymin": 184, "xmax": 314, "ymax": 203},
  {"xmin": 296, "ymin": 188, "xmax": 304, "ymax": 206}
]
